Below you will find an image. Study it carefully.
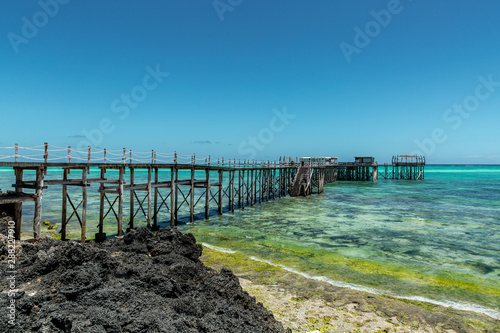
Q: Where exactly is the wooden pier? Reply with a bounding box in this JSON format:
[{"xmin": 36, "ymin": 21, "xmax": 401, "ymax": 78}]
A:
[
  {"xmin": 336, "ymin": 157, "xmax": 378, "ymax": 181},
  {"xmin": 378, "ymin": 155, "xmax": 426, "ymax": 180},
  {"xmin": 0, "ymin": 144, "xmax": 425, "ymax": 241}
]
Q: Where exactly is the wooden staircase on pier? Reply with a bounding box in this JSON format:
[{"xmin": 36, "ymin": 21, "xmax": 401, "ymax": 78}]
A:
[{"xmin": 290, "ymin": 164, "xmax": 312, "ymax": 196}]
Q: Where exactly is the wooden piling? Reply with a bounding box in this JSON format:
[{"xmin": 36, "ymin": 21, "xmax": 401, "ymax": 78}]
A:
[
  {"xmin": 81, "ymin": 167, "xmax": 87, "ymax": 243},
  {"xmin": 174, "ymin": 166, "xmax": 179, "ymax": 225},
  {"xmin": 218, "ymin": 170, "xmax": 223, "ymax": 215},
  {"xmin": 129, "ymin": 168, "xmax": 135, "ymax": 229},
  {"xmin": 153, "ymin": 167, "xmax": 158, "ymax": 229},
  {"xmin": 250, "ymin": 169, "xmax": 254, "ymax": 206},
  {"xmin": 205, "ymin": 169, "xmax": 210, "ymax": 219},
  {"xmin": 170, "ymin": 166, "xmax": 176, "ymax": 226},
  {"xmin": 33, "ymin": 167, "xmax": 44, "ymax": 240},
  {"xmin": 117, "ymin": 167, "xmax": 124, "ymax": 236},
  {"xmin": 14, "ymin": 168, "xmax": 23, "ymax": 240},
  {"xmin": 147, "ymin": 167, "xmax": 152, "ymax": 228},
  {"xmin": 190, "ymin": 167, "xmax": 195, "ymax": 222},
  {"xmin": 97, "ymin": 168, "xmax": 105, "ymax": 239},
  {"xmin": 61, "ymin": 168, "xmax": 68, "ymax": 240}
]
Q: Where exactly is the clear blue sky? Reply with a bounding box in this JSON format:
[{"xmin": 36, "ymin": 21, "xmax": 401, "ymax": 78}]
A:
[{"xmin": 1, "ymin": 0, "xmax": 499, "ymax": 164}]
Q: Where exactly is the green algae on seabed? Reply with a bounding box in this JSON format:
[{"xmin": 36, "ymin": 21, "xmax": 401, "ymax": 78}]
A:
[
  {"xmin": 186, "ymin": 225, "xmax": 500, "ymax": 311},
  {"xmin": 200, "ymin": 247, "xmax": 500, "ymax": 333}
]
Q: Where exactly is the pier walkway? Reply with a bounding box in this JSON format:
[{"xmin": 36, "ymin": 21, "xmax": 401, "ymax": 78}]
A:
[{"xmin": 0, "ymin": 144, "xmax": 424, "ymax": 241}]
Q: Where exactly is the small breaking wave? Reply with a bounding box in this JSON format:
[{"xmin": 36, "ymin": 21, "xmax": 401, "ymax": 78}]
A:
[{"xmin": 201, "ymin": 242, "xmax": 236, "ymax": 254}]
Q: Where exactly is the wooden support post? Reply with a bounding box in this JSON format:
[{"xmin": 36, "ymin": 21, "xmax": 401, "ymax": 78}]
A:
[
  {"xmin": 13, "ymin": 168, "xmax": 23, "ymax": 240},
  {"xmin": 117, "ymin": 167, "xmax": 124, "ymax": 236},
  {"xmin": 278, "ymin": 169, "xmax": 282, "ymax": 198},
  {"xmin": 205, "ymin": 169, "xmax": 210, "ymax": 219},
  {"xmin": 227, "ymin": 170, "xmax": 232, "ymax": 211},
  {"xmin": 238, "ymin": 169, "xmax": 242, "ymax": 208},
  {"xmin": 81, "ymin": 167, "xmax": 87, "ymax": 243},
  {"xmin": 147, "ymin": 167, "xmax": 152, "ymax": 228},
  {"xmin": 255, "ymin": 169, "xmax": 259, "ymax": 202},
  {"xmin": 272, "ymin": 168, "xmax": 276, "ymax": 200},
  {"xmin": 244, "ymin": 167, "xmax": 248, "ymax": 205},
  {"xmin": 129, "ymin": 168, "xmax": 135, "ymax": 230},
  {"xmin": 174, "ymin": 167, "xmax": 178, "ymax": 225},
  {"xmin": 264, "ymin": 168, "xmax": 267, "ymax": 199},
  {"xmin": 96, "ymin": 168, "xmax": 106, "ymax": 241},
  {"xmin": 265, "ymin": 168, "xmax": 269, "ymax": 202},
  {"xmin": 288, "ymin": 168, "xmax": 292, "ymax": 195},
  {"xmin": 267, "ymin": 168, "xmax": 271, "ymax": 201},
  {"xmin": 231, "ymin": 170, "xmax": 235, "ymax": 213},
  {"xmin": 44, "ymin": 142, "xmax": 48, "ymax": 163},
  {"xmin": 33, "ymin": 167, "xmax": 44, "ymax": 240},
  {"xmin": 241, "ymin": 169, "xmax": 246, "ymax": 210},
  {"xmin": 190, "ymin": 167, "xmax": 194, "ymax": 223},
  {"xmin": 61, "ymin": 168, "xmax": 68, "ymax": 240},
  {"xmin": 218, "ymin": 170, "xmax": 223, "ymax": 215},
  {"xmin": 283, "ymin": 168, "xmax": 286, "ymax": 196},
  {"xmin": 153, "ymin": 167, "xmax": 158, "ymax": 230},
  {"xmin": 257, "ymin": 169, "xmax": 261, "ymax": 204},
  {"xmin": 281, "ymin": 168, "xmax": 284, "ymax": 197},
  {"xmin": 260, "ymin": 169, "xmax": 263, "ymax": 200},
  {"xmin": 250, "ymin": 169, "xmax": 254, "ymax": 206},
  {"xmin": 171, "ymin": 167, "xmax": 176, "ymax": 226}
]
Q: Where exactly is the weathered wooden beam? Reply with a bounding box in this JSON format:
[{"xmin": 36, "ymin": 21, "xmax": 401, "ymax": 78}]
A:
[
  {"xmin": 33, "ymin": 167, "xmax": 44, "ymax": 240},
  {"xmin": 0, "ymin": 196, "xmax": 35, "ymax": 204}
]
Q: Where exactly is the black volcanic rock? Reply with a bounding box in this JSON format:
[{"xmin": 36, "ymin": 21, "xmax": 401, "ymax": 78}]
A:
[{"xmin": 0, "ymin": 227, "xmax": 290, "ymax": 333}]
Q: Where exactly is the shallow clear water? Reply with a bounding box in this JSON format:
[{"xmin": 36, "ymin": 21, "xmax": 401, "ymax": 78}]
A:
[{"xmin": 1, "ymin": 165, "xmax": 499, "ymax": 317}]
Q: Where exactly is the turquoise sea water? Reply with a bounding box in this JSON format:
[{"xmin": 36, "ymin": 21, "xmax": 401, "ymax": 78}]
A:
[{"xmin": 1, "ymin": 165, "xmax": 499, "ymax": 318}]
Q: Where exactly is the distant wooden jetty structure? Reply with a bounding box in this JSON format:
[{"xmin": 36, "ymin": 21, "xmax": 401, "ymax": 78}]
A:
[
  {"xmin": 378, "ymin": 155, "xmax": 426, "ymax": 180},
  {"xmin": 0, "ymin": 144, "xmax": 425, "ymax": 241}
]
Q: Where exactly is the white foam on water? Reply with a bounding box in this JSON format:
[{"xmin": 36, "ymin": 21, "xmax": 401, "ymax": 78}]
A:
[
  {"xmin": 201, "ymin": 242, "xmax": 236, "ymax": 254},
  {"xmin": 247, "ymin": 256, "xmax": 500, "ymax": 320},
  {"xmin": 393, "ymin": 295, "xmax": 500, "ymax": 320}
]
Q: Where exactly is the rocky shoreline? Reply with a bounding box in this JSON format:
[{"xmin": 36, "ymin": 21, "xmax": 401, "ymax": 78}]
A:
[
  {"xmin": 0, "ymin": 216, "xmax": 289, "ymax": 332},
  {"xmin": 201, "ymin": 247, "xmax": 500, "ymax": 333}
]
